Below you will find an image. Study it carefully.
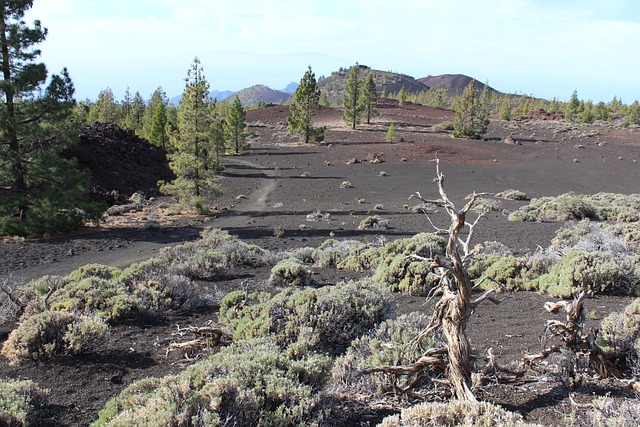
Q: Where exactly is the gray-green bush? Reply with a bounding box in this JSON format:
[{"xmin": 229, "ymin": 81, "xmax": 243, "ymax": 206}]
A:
[
  {"xmin": 331, "ymin": 312, "xmax": 436, "ymax": 402},
  {"xmin": 328, "ymin": 233, "xmax": 447, "ymax": 295},
  {"xmin": 268, "ymin": 257, "xmax": 314, "ymax": 287},
  {"xmin": 379, "ymin": 400, "xmax": 539, "ymax": 427},
  {"xmin": 219, "ymin": 278, "xmax": 393, "ymax": 355},
  {"xmin": 0, "ymin": 379, "xmax": 48, "ymax": 427},
  {"xmin": 1, "ymin": 311, "xmax": 108, "ymax": 364},
  {"xmin": 509, "ymin": 192, "xmax": 640, "ymax": 223},
  {"xmin": 93, "ymin": 340, "xmax": 331, "ymax": 427}
]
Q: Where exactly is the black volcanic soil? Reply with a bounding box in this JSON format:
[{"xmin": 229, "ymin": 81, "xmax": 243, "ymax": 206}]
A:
[{"xmin": 2, "ymin": 102, "xmax": 640, "ymax": 426}]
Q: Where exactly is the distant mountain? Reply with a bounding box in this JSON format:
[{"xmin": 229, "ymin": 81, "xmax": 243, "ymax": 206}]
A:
[
  {"xmin": 166, "ymin": 70, "xmax": 501, "ymax": 109},
  {"xmin": 318, "ymin": 65, "xmax": 430, "ymax": 103},
  {"xmin": 418, "ymin": 74, "xmax": 500, "ymax": 96},
  {"xmin": 234, "ymin": 85, "xmax": 291, "ymax": 107},
  {"xmin": 281, "ymin": 82, "xmax": 298, "ymax": 94},
  {"xmin": 169, "ymin": 89, "xmax": 236, "ymax": 106},
  {"xmin": 211, "ymin": 90, "xmax": 236, "ymax": 101}
]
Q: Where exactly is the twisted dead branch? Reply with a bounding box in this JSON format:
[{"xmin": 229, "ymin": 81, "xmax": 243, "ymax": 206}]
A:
[
  {"xmin": 525, "ymin": 291, "xmax": 620, "ymax": 378},
  {"xmin": 168, "ymin": 323, "xmax": 227, "ymax": 361},
  {"xmin": 360, "ymin": 159, "xmax": 506, "ymax": 402}
]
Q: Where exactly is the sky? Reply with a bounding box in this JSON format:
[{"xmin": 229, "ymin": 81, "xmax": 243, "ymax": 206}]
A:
[{"xmin": 25, "ymin": 0, "xmax": 640, "ymax": 103}]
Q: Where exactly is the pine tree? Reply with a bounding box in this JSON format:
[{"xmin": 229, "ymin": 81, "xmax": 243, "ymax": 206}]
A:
[
  {"xmin": 319, "ymin": 91, "xmax": 329, "ymax": 107},
  {"xmin": 160, "ymin": 58, "xmax": 221, "ymax": 212},
  {"xmin": 287, "ymin": 65, "xmax": 324, "ymax": 143},
  {"xmin": 385, "ymin": 123, "xmax": 396, "ymax": 142},
  {"xmin": 89, "ymin": 87, "xmax": 119, "ymax": 123},
  {"xmin": 0, "ymin": 1, "xmax": 102, "ymax": 235},
  {"xmin": 397, "ymin": 86, "xmax": 407, "ymax": 108},
  {"xmin": 361, "ymin": 73, "xmax": 378, "ymax": 124},
  {"xmin": 209, "ymin": 101, "xmax": 226, "ymax": 166},
  {"xmin": 342, "ymin": 64, "xmax": 364, "ymax": 129},
  {"xmin": 452, "ymin": 79, "xmax": 489, "ymax": 139},
  {"xmin": 565, "ymin": 90, "xmax": 580, "ymax": 123},
  {"xmin": 224, "ymin": 95, "xmax": 248, "ymax": 154},
  {"xmin": 125, "ymin": 90, "xmax": 145, "ymax": 132},
  {"xmin": 142, "ymin": 87, "xmax": 167, "ymax": 139},
  {"xmin": 121, "ymin": 86, "xmax": 133, "ymax": 126},
  {"xmin": 148, "ymin": 102, "xmax": 168, "ymax": 149}
]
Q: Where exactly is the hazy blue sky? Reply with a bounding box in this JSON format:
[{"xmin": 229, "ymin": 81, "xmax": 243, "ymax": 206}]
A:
[{"xmin": 26, "ymin": 0, "xmax": 640, "ymax": 103}]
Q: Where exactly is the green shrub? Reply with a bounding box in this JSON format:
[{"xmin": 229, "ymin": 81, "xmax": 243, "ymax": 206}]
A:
[
  {"xmin": 368, "ymin": 233, "xmax": 447, "ymax": 294},
  {"xmin": 587, "ymin": 396, "xmax": 640, "ymax": 427},
  {"xmin": 535, "ymin": 249, "xmax": 638, "ymax": 297},
  {"xmin": 470, "ymin": 254, "xmax": 525, "ymax": 290},
  {"xmin": 0, "ymin": 379, "xmax": 48, "ymax": 427},
  {"xmin": 312, "ymin": 239, "xmax": 365, "ymax": 268},
  {"xmin": 599, "ymin": 298, "xmax": 640, "ymax": 355},
  {"xmin": 157, "ymin": 228, "xmax": 267, "ymax": 280},
  {"xmin": 337, "ymin": 233, "xmax": 446, "ymax": 276},
  {"xmin": 432, "ymin": 120, "xmax": 454, "ymax": 132},
  {"xmin": 372, "ymin": 256, "xmax": 440, "ymax": 295},
  {"xmin": 358, "ymin": 215, "xmax": 389, "ymax": 230},
  {"xmin": 509, "ymin": 192, "xmax": 640, "ymax": 223},
  {"xmin": 219, "ymin": 279, "xmax": 392, "ymax": 355},
  {"xmin": 379, "ymin": 400, "xmax": 538, "ymax": 427},
  {"xmin": 495, "ymin": 189, "xmax": 529, "ymax": 201},
  {"xmin": 65, "ymin": 264, "xmax": 123, "ymax": 282},
  {"xmin": 332, "ymin": 313, "xmax": 435, "ymax": 402},
  {"xmin": 44, "ymin": 277, "xmax": 143, "ymax": 322},
  {"xmin": 269, "ymin": 257, "xmax": 314, "ymax": 287},
  {"xmin": 93, "ymin": 340, "xmax": 331, "ymax": 427},
  {"xmin": 2, "ymin": 311, "xmax": 108, "ymax": 364}
]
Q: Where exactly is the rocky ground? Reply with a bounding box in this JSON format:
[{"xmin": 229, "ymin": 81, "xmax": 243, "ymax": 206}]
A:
[{"xmin": 1, "ymin": 102, "xmax": 640, "ymax": 426}]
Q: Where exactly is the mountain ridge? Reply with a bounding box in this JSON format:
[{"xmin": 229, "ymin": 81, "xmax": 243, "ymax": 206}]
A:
[{"xmin": 168, "ymin": 67, "xmax": 499, "ymax": 107}]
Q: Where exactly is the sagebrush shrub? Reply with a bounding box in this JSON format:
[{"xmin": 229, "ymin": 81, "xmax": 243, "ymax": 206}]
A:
[
  {"xmin": 93, "ymin": 340, "xmax": 331, "ymax": 427},
  {"xmin": 312, "ymin": 239, "xmax": 365, "ymax": 268},
  {"xmin": 268, "ymin": 257, "xmax": 314, "ymax": 287},
  {"xmin": 0, "ymin": 379, "xmax": 48, "ymax": 426},
  {"xmin": 535, "ymin": 249, "xmax": 638, "ymax": 297},
  {"xmin": 219, "ymin": 279, "xmax": 392, "ymax": 355},
  {"xmin": 599, "ymin": 298, "xmax": 640, "ymax": 356},
  {"xmin": 509, "ymin": 192, "xmax": 640, "ymax": 223},
  {"xmin": 358, "ymin": 215, "xmax": 389, "ymax": 230},
  {"xmin": 587, "ymin": 397, "xmax": 640, "ymax": 427},
  {"xmin": 495, "ymin": 189, "xmax": 529, "ymax": 201},
  {"xmin": 379, "ymin": 400, "xmax": 536, "ymax": 427},
  {"xmin": 332, "ymin": 312, "xmax": 435, "ymax": 402},
  {"xmin": 2, "ymin": 311, "xmax": 108, "ymax": 364}
]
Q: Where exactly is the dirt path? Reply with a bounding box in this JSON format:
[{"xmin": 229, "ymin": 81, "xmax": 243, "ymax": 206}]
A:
[{"xmin": 1, "ymin": 157, "xmax": 278, "ymax": 285}]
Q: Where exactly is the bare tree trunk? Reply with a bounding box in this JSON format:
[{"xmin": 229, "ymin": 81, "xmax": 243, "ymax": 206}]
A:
[
  {"xmin": 359, "ymin": 159, "xmax": 502, "ymax": 401},
  {"xmin": 438, "ymin": 199, "xmax": 476, "ymax": 401}
]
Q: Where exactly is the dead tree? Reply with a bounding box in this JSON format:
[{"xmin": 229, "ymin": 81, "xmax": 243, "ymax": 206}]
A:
[
  {"xmin": 361, "ymin": 159, "xmax": 506, "ymax": 401},
  {"xmin": 525, "ymin": 291, "xmax": 620, "ymax": 379}
]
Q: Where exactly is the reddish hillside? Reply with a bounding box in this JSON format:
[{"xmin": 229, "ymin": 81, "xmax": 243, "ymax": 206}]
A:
[
  {"xmin": 319, "ymin": 65, "xmax": 429, "ymax": 103},
  {"xmin": 235, "ymin": 84, "xmax": 291, "ymax": 106},
  {"xmin": 418, "ymin": 74, "xmax": 499, "ymax": 96}
]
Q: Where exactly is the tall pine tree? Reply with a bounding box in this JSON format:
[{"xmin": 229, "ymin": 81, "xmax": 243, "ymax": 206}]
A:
[
  {"xmin": 0, "ymin": 0, "xmax": 102, "ymax": 235},
  {"xmin": 361, "ymin": 73, "xmax": 378, "ymax": 124},
  {"xmin": 160, "ymin": 58, "xmax": 221, "ymax": 212},
  {"xmin": 287, "ymin": 65, "xmax": 324, "ymax": 143},
  {"xmin": 88, "ymin": 87, "xmax": 119, "ymax": 123},
  {"xmin": 125, "ymin": 90, "xmax": 145, "ymax": 132},
  {"xmin": 148, "ymin": 101, "xmax": 168, "ymax": 149},
  {"xmin": 142, "ymin": 87, "xmax": 167, "ymax": 139},
  {"xmin": 224, "ymin": 95, "xmax": 248, "ymax": 154},
  {"xmin": 342, "ymin": 63, "xmax": 364, "ymax": 129}
]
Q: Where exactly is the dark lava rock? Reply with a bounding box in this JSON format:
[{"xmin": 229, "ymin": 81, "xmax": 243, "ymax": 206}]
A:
[{"xmin": 62, "ymin": 123, "xmax": 175, "ymax": 204}]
